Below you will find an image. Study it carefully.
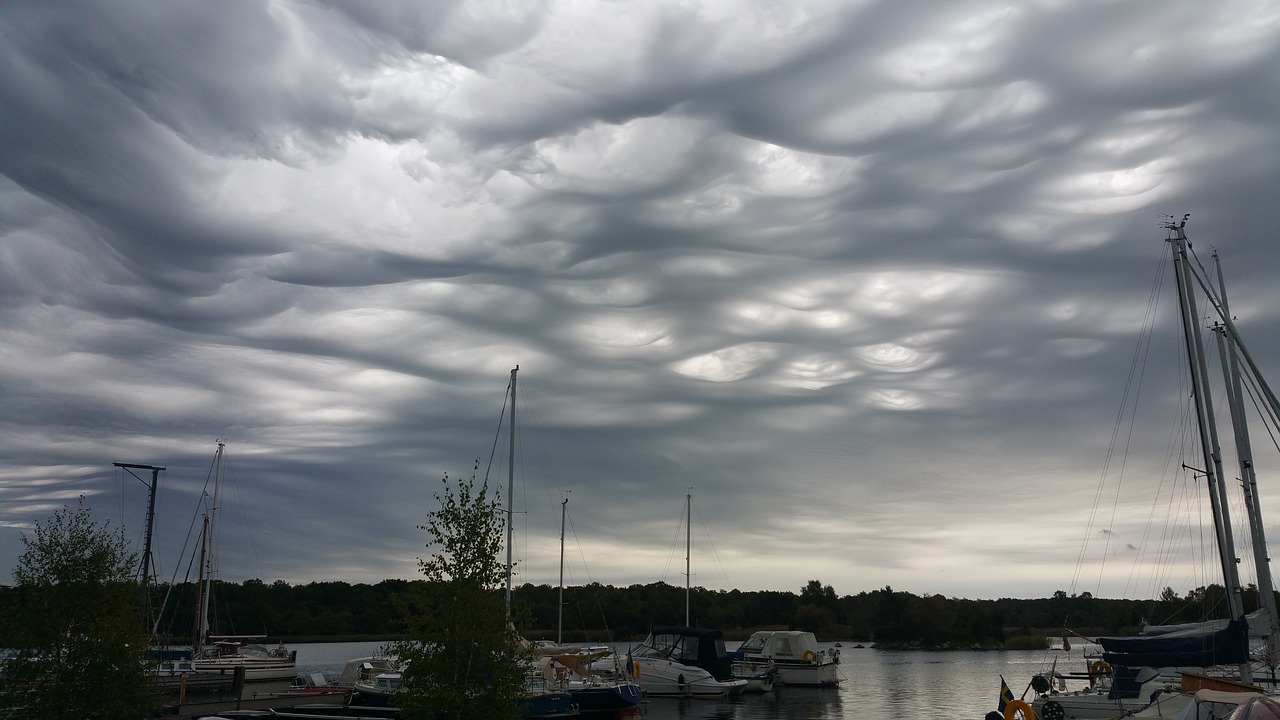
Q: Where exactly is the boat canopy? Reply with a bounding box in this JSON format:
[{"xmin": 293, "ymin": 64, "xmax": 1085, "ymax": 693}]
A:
[
  {"xmin": 1096, "ymin": 616, "xmax": 1249, "ymax": 668},
  {"xmin": 736, "ymin": 630, "xmax": 822, "ymax": 660},
  {"xmin": 636, "ymin": 626, "xmax": 734, "ymax": 681},
  {"xmin": 1228, "ymin": 695, "xmax": 1280, "ymax": 720}
]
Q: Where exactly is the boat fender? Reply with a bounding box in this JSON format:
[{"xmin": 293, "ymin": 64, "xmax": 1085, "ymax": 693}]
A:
[
  {"xmin": 1002, "ymin": 699, "xmax": 1036, "ymax": 720},
  {"xmin": 833, "ymin": 649, "xmax": 840, "ymax": 664},
  {"xmin": 802, "ymin": 650, "xmax": 816, "ymax": 664},
  {"xmin": 632, "ymin": 660, "xmax": 642, "ymax": 678},
  {"xmin": 1031, "ymin": 675, "xmax": 1051, "ymax": 694},
  {"xmin": 1041, "ymin": 701, "xmax": 1064, "ymax": 720},
  {"xmin": 677, "ymin": 673, "xmax": 685, "ymax": 688}
]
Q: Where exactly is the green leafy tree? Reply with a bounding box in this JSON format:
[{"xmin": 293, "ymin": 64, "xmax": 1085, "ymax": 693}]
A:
[
  {"xmin": 394, "ymin": 471, "xmax": 528, "ymax": 720},
  {"xmin": 0, "ymin": 497, "xmax": 155, "ymax": 719}
]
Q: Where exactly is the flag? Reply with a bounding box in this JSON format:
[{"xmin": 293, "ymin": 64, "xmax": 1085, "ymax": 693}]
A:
[{"xmin": 998, "ymin": 676, "xmax": 1016, "ymax": 713}]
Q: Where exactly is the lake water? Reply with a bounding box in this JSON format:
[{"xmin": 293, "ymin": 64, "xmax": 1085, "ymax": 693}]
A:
[{"xmin": 290, "ymin": 640, "xmax": 1058, "ymax": 720}]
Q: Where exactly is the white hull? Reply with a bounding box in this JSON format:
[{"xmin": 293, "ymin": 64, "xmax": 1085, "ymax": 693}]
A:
[
  {"xmin": 732, "ymin": 631, "xmax": 843, "ymax": 687},
  {"xmin": 1035, "ymin": 692, "xmax": 1157, "ymax": 720},
  {"xmin": 633, "ymin": 657, "xmax": 747, "ymax": 697},
  {"xmin": 1033, "ymin": 680, "xmax": 1185, "ymax": 720},
  {"xmin": 191, "ymin": 657, "xmax": 297, "ymax": 681},
  {"xmin": 775, "ymin": 661, "xmax": 840, "ymax": 687}
]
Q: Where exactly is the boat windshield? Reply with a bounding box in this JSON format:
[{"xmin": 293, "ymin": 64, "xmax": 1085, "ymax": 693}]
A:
[
  {"xmin": 633, "ymin": 631, "xmax": 701, "ymax": 662},
  {"xmin": 739, "ymin": 634, "xmax": 770, "ymax": 653}
]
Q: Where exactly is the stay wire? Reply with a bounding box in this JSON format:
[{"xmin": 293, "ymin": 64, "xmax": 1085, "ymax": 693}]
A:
[{"xmin": 1069, "ymin": 247, "xmax": 1167, "ymax": 600}]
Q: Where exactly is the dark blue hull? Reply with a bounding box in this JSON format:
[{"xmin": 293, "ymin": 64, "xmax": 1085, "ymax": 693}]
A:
[
  {"xmin": 520, "ymin": 690, "xmax": 576, "ymax": 718},
  {"xmin": 570, "ymin": 681, "xmax": 644, "ymax": 713}
]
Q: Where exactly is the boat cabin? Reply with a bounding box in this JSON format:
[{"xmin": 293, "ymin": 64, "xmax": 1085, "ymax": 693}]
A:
[
  {"xmin": 736, "ymin": 630, "xmax": 827, "ymax": 664},
  {"xmin": 635, "ymin": 626, "xmax": 735, "ymax": 681}
]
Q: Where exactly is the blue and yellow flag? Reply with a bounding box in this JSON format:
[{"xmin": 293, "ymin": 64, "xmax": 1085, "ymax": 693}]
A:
[{"xmin": 998, "ymin": 676, "xmax": 1015, "ymax": 713}]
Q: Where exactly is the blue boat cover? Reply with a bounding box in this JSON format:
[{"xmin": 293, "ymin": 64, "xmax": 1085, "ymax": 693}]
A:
[{"xmin": 1098, "ymin": 617, "xmax": 1249, "ymax": 669}]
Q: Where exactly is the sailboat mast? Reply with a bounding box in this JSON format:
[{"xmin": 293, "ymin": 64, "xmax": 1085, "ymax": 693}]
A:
[
  {"xmin": 1169, "ymin": 221, "xmax": 1249, "ymax": 679},
  {"xmin": 685, "ymin": 492, "xmax": 691, "ymax": 627},
  {"xmin": 1211, "ymin": 252, "xmax": 1280, "ymax": 665},
  {"xmin": 199, "ymin": 441, "xmax": 225, "ymax": 649},
  {"xmin": 192, "ymin": 515, "xmax": 208, "ymax": 651},
  {"xmin": 505, "ymin": 367, "xmax": 517, "ymax": 618},
  {"xmin": 559, "ymin": 496, "xmax": 567, "ymax": 646}
]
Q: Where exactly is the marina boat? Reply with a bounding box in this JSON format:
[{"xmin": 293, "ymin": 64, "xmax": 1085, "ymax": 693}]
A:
[
  {"xmin": 622, "ymin": 495, "xmax": 747, "ymax": 697},
  {"xmin": 629, "ymin": 626, "xmax": 748, "ymax": 697},
  {"xmin": 252, "ymin": 672, "xmax": 351, "ymax": 699},
  {"xmin": 520, "ymin": 673, "xmax": 577, "ymax": 718},
  {"xmin": 560, "ymin": 672, "xmax": 645, "ymax": 712},
  {"xmin": 343, "ymin": 656, "xmax": 403, "ymax": 707},
  {"xmin": 192, "ymin": 636, "xmax": 297, "ymax": 681},
  {"xmin": 729, "ymin": 630, "xmax": 841, "ymax": 687},
  {"xmin": 1007, "ymin": 220, "xmax": 1280, "ymax": 720},
  {"xmin": 499, "ymin": 369, "xmax": 641, "ymax": 713},
  {"xmin": 334, "ymin": 654, "xmax": 399, "ymax": 690},
  {"xmin": 149, "ymin": 648, "xmax": 233, "ymax": 694},
  {"xmin": 536, "ymin": 497, "xmax": 644, "ymax": 712},
  {"xmin": 1117, "ymin": 686, "xmax": 1261, "ymax": 719},
  {"xmin": 185, "ymin": 443, "xmax": 297, "ymax": 682},
  {"xmin": 531, "ymin": 636, "xmax": 645, "ymax": 710}
]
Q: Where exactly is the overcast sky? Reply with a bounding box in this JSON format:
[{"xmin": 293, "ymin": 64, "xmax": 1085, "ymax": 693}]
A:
[{"xmin": 2, "ymin": 1, "xmax": 1278, "ymax": 603}]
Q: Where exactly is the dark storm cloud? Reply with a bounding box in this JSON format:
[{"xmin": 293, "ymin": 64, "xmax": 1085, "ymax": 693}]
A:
[{"xmin": 1, "ymin": 0, "xmax": 1277, "ymax": 600}]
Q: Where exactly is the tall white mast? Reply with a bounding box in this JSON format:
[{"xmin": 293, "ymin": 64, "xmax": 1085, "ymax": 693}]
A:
[
  {"xmin": 1168, "ymin": 220, "xmax": 1249, "ymax": 680},
  {"xmin": 685, "ymin": 492, "xmax": 691, "ymax": 627},
  {"xmin": 198, "ymin": 441, "xmax": 224, "ymax": 649},
  {"xmin": 505, "ymin": 367, "xmax": 517, "ymax": 618},
  {"xmin": 558, "ymin": 496, "xmax": 567, "ymax": 646},
  {"xmin": 1211, "ymin": 250, "xmax": 1280, "ymax": 668}
]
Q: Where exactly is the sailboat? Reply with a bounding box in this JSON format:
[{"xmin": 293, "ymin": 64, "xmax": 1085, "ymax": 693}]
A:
[
  {"xmin": 1012, "ymin": 219, "xmax": 1280, "ymax": 720},
  {"xmin": 626, "ymin": 493, "xmax": 749, "ymax": 697},
  {"xmin": 187, "ymin": 442, "xmax": 297, "ymax": 682},
  {"xmin": 496, "ymin": 368, "xmax": 577, "ymax": 719},
  {"xmin": 529, "ymin": 496, "xmax": 645, "ymax": 712}
]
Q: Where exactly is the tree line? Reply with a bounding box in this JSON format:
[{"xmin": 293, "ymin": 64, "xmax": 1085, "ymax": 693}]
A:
[
  {"xmin": 0, "ymin": 492, "xmax": 1269, "ymax": 719},
  {"xmin": 19, "ymin": 575, "xmax": 1252, "ymax": 649}
]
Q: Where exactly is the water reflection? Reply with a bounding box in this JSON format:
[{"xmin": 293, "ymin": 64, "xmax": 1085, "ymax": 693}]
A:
[
  {"xmin": 291, "ymin": 642, "xmax": 1053, "ymax": 720},
  {"xmin": 636, "ymin": 687, "xmax": 841, "ymax": 720}
]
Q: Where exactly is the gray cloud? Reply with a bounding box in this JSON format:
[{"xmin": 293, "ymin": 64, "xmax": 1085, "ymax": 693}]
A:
[{"xmin": 1, "ymin": 0, "xmax": 1277, "ymax": 601}]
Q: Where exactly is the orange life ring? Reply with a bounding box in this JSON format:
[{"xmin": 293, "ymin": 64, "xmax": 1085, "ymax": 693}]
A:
[
  {"xmin": 1004, "ymin": 699, "xmax": 1037, "ymax": 720},
  {"xmin": 802, "ymin": 650, "xmax": 817, "ymax": 664}
]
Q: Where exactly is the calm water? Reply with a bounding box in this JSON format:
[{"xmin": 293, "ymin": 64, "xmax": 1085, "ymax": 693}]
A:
[{"xmin": 291, "ymin": 640, "xmax": 1058, "ymax": 720}]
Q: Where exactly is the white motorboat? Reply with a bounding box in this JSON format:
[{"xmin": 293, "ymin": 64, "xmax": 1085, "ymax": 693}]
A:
[
  {"xmin": 341, "ymin": 656, "xmax": 402, "ymax": 707},
  {"xmin": 730, "ymin": 630, "xmax": 841, "ymax": 687},
  {"xmin": 628, "ymin": 626, "xmax": 748, "ymax": 697}
]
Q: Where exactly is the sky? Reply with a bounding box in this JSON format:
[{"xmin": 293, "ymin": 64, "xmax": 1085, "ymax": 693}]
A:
[{"xmin": 2, "ymin": 1, "xmax": 1279, "ymax": 603}]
